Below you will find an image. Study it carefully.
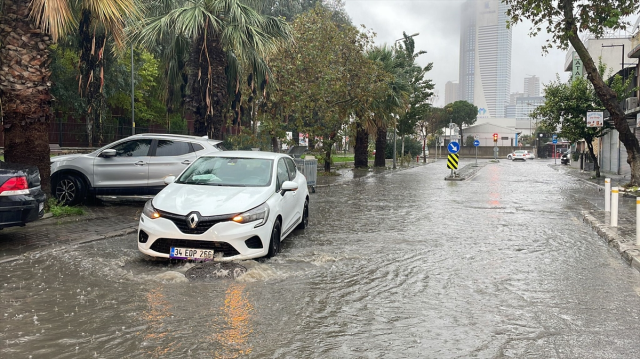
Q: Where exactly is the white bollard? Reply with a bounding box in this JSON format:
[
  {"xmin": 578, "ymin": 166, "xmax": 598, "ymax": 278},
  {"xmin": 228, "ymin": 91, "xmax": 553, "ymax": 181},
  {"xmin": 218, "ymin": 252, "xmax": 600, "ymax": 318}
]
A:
[
  {"xmin": 605, "ymin": 178, "xmax": 611, "ymax": 212},
  {"xmin": 637, "ymin": 198, "xmax": 640, "ymax": 246},
  {"xmin": 611, "ymin": 187, "xmax": 619, "ymax": 227}
]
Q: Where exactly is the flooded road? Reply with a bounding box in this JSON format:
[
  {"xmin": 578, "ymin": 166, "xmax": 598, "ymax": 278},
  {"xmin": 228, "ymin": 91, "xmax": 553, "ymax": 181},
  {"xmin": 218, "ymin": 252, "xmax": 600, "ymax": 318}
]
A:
[{"xmin": 4, "ymin": 159, "xmax": 640, "ymax": 358}]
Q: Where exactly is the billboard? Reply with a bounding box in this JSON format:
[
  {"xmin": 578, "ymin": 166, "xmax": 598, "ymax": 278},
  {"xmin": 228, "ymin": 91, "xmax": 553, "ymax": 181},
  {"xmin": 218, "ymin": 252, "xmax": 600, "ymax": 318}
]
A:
[{"xmin": 586, "ymin": 111, "xmax": 603, "ymax": 127}]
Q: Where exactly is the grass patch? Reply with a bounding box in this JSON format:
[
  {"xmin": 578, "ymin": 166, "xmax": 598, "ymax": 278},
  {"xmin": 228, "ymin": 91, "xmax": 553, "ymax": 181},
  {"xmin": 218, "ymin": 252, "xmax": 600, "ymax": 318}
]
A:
[{"xmin": 47, "ymin": 198, "xmax": 84, "ymax": 217}]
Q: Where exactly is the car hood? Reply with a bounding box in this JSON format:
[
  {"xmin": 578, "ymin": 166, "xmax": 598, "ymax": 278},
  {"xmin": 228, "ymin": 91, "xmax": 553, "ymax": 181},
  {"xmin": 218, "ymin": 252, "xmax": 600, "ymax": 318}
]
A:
[{"xmin": 152, "ymin": 183, "xmax": 274, "ymax": 216}]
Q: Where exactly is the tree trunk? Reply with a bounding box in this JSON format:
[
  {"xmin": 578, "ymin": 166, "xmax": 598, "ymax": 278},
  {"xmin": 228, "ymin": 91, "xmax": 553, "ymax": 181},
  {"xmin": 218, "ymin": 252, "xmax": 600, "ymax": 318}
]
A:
[
  {"xmin": 78, "ymin": 9, "xmax": 106, "ymax": 147},
  {"xmin": 401, "ymin": 136, "xmax": 405, "ymax": 157},
  {"xmin": 271, "ymin": 135, "xmax": 279, "ymax": 153},
  {"xmin": 354, "ymin": 122, "xmax": 369, "ymax": 168},
  {"xmin": 324, "ymin": 146, "xmax": 332, "ymax": 172},
  {"xmin": 0, "ymin": 0, "xmax": 53, "ymax": 194},
  {"xmin": 563, "ymin": 0, "xmax": 640, "ymax": 184},
  {"xmin": 587, "ymin": 139, "xmax": 601, "ymax": 178},
  {"xmin": 423, "ymin": 137, "xmax": 427, "ymax": 163},
  {"xmin": 374, "ymin": 125, "xmax": 387, "ymax": 167},
  {"xmin": 185, "ymin": 31, "xmax": 228, "ymax": 139}
]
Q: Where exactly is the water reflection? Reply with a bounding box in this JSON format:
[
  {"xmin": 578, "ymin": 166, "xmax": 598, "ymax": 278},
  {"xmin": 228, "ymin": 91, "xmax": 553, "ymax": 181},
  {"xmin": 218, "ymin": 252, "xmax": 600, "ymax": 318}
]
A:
[
  {"xmin": 141, "ymin": 287, "xmax": 177, "ymax": 357},
  {"xmin": 212, "ymin": 283, "xmax": 254, "ymax": 358}
]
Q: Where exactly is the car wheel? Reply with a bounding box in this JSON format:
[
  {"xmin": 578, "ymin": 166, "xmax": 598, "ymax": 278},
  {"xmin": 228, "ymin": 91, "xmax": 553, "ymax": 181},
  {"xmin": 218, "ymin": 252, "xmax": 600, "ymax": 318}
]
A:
[
  {"xmin": 54, "ymin": 174, "xmax": 85, "ymax": 205},
  {"xmin": 507, "ymin": 155, "xmax": 512, "ymax": 160},
  {"xmin": 266, "ymin": 220, "xmax": 281, "ymax": 258},
  {"xmin": 296, "ymin": 199, "xmax": 309, "ymax": 230}
]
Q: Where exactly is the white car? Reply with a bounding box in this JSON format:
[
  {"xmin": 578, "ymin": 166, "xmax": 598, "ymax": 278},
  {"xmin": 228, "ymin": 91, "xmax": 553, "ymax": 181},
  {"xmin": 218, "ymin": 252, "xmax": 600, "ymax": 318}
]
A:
[{"xmin": 137, "ymin": 151, "xmax": 309, "ymax": 261}]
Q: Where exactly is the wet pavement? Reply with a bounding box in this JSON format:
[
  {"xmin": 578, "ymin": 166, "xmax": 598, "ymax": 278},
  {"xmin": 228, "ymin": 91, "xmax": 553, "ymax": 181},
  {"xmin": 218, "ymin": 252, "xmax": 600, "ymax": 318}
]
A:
[{"xmin": 3, "ymin": 159, "xmax": 640, "ymax": 358}]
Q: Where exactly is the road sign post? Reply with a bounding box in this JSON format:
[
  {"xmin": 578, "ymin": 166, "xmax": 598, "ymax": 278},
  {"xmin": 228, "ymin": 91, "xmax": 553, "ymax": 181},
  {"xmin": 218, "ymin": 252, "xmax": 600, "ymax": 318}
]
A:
[
  {"xmin": 473, "ymin": 139, "xmax": 480, "ymax": 166},
  {"xmin": 447, "ymin": 141, "xmax": 460, "ymax": 177},
  {"xmin": 552, "ymin": 135, "xmax": 558, "ymax": 164}
]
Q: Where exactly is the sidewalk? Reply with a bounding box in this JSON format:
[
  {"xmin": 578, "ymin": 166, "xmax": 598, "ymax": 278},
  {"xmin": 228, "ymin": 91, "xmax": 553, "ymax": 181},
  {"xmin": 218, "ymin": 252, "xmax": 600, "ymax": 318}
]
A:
[
  {"xmin": 0, "ymin": 200, "xmax": 141, "ymax": 263},
  {"xmin": 559, "ymin": 165, "xmax": 640, "ymax": 273},
  {"xmin": 315, "ymin": 158, "xmax": 435, "ymax": 188}
]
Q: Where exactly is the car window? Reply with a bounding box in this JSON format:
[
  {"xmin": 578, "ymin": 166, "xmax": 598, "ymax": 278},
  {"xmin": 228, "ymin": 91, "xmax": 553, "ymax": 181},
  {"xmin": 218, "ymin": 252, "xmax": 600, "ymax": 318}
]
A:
[
  {"xmin": 155, "ymin": 140, "xmax": 193, "ymax": 157},
  {"xmin": 285, "ymin": 158, "xmax": 297, "ymax": 180},
  {"xmin": 191, "ymin": 143, "xmax": 204, "ymax": 152},
  {"xmin": 110, "ymin": 139, "xmax": 152, "ymax": 157},
  {"xmin": 176, "ymin": 157, "xmax": 272, "ymax": 187},
  {"xmin": 277, "ymin": 159, "xmax": 289, "ymax": 191}
]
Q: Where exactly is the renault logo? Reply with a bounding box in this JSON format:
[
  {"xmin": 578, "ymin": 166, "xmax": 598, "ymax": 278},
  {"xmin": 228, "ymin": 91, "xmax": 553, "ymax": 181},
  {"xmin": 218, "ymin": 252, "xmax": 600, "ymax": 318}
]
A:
[{"xmin": 187, "ymin": 213, "xmax": 199, "ymax": 229}]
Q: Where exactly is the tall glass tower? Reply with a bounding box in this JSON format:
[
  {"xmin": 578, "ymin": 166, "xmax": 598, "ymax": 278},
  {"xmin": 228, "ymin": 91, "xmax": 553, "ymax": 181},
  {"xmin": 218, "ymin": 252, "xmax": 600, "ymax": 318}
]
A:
[{"xmin": 458, "ymin": 0, "xmax": 512, "ymax": 118}]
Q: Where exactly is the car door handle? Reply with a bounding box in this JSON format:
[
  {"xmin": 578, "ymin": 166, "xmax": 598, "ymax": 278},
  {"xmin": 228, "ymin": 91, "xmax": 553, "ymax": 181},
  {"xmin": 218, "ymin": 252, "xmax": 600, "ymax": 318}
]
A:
[
  {"xmin": 134, "ymin": 161, "xmax": 146, "ymax": 166},
  {"xmin": 181, "ymin": 160, "xmax": 191, "ymax": 165}
]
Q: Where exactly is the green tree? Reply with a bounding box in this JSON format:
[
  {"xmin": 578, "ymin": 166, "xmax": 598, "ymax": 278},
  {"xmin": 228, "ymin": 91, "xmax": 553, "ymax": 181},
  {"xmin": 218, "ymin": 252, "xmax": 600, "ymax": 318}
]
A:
[
  {"xmin": 416, "ymin": 106, "xmax": 447, "ymax": 161},
  {"xmin": 0, "ymin": 0, "xmax": 140, "ymax": 193},
  {"xmin": 136, "ymin": 0, "xmax": 293, "ymax": 140},
  {"xmin": 505, "ymin": 0, "xmax": 640, "ymax": 184},
  {"xmin": 443, "ymin": 100, "xmax": 477, "ymax": 145}
]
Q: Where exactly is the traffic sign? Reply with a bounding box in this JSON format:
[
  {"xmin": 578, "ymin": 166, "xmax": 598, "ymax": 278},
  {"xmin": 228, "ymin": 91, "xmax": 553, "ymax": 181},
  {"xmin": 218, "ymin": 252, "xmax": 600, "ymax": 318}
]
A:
[
  {"xmin": 552, "ymin": 138, "xmax": 558, "ymax": 144},
  {"xmin": 552, "ymin": 134, "xmax": 557, "ymax": 140},
  {"xmin": 447, "ymin": 153, "xmax": 459, "ymax": 170},
  {"xmin": 473, "ymin": 140, "xmax": 480, "ymax": 147},
  {"xmin": 447, "ymin": 141, "xmax": 460, "ymax": 154}
]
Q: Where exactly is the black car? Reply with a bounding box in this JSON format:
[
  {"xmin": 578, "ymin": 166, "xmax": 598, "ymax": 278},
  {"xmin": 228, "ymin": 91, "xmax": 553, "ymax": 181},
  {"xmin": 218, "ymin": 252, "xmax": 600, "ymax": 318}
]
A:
[{"xmin": 0, "ymin": 161, "xmax": 46, "ymax": 229}]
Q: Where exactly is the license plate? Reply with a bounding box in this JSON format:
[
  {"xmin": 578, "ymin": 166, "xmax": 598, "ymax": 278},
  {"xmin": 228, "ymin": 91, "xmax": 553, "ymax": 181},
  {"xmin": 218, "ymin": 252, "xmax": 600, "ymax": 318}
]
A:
[{"xmin": 170, "ymin": 247, "xmax": 214, "ymax": 260}]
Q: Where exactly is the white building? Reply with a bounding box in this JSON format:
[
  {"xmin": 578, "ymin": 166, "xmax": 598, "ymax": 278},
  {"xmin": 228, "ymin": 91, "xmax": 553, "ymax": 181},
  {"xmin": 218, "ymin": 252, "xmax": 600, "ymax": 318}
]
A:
[
  {"xmin": 444, "ymin": 81, "xmax": 459, "ymax": 105},
  {"xmin": 515, "ymin": 96, "xmax": 545, "ymax": 135},
  {"xmin": 458, "ymin": 0, "xmax": 512, "ymax": 119},
  {"xmin": 523, "ymin": 75, "xmax": 540, "ymax": 97}
]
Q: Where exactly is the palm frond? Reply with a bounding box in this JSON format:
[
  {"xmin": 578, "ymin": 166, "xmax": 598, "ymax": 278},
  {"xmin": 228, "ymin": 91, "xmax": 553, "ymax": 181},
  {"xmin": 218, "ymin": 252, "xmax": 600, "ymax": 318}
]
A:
[{"xmin": 29, "ymin": 0, "xmax": 75, "ymax": 41}]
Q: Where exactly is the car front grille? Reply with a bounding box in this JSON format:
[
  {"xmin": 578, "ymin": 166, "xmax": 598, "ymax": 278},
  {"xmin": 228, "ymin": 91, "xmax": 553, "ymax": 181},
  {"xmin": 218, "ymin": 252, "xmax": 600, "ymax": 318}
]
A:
[
  {"xmin": 150, "ymin": 238, "xmax": 240, "ymax": 257},
  {"xmin": 158, "ymin": 210, "xmax": 234, "ymax": 235}
]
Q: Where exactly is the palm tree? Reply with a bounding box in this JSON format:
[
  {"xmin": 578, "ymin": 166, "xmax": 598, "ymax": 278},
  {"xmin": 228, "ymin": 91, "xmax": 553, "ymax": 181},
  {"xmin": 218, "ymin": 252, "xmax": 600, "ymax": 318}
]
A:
[
  {"xmin": 353, "ymin": 45, "xmax": 410, "ymax": 168},
  {"xmin": 0, "ymin": 0, "xmax": 139, "ymax": 193},
  {"xmin": 135, "ymin": 0, "xmax": 293, "ymax": 140}
]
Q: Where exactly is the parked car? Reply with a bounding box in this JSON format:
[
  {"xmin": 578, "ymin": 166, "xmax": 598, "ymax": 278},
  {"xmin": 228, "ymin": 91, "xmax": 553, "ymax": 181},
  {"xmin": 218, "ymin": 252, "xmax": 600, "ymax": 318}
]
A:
[
  {"xmin": 50, "ymin": 134, "xmax": 223, "ymax": 205},
  {"xmin": 137, "ymin": 151, "xmax": 309, "ymax": 261},
  {"xmin": 510, "ymin": 150, "xmax": 527, "ymax": 161},
  {"xmin": 0, "ymin": 161, "xmax": 46, "ymax": 229}
]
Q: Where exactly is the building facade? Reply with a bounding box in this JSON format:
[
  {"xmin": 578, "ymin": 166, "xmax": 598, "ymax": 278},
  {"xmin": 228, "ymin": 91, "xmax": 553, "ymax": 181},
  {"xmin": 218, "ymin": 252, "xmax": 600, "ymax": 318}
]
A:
[
  {"xmin": 458, "ymin": 0, "xmax": 512, "ymax": 119},
  {"xmin": 524, "ymin": 75, "xmax": 540, "ymax": 97},
  {"xmin": 444, "ymin": 81, "xmax": 459, "ymax": 105},
  {"xmin": 515, "ymin": 96, "xmax": 545, "ymax": 135}
]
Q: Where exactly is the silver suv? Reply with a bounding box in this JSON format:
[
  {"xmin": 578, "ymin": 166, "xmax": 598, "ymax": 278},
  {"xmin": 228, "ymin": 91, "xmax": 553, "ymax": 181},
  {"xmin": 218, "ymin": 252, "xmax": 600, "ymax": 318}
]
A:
[{"xmin": 50, "ymin": 134, "xmax": 223, "ymax": 205}]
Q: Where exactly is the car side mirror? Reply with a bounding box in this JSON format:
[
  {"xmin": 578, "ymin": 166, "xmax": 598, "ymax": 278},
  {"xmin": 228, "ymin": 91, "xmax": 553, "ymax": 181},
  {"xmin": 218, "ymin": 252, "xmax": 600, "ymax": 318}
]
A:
[
  {"xmin": 100, "ymin": 149, "xmax": 117, "ymax": 158},
  {"xmin": 164, "ymin": 176, "xmax": 176, "ymax": 185},
  {"xmin": 280, "ymin": 181, "xmax": 298, "ymax": 195}
]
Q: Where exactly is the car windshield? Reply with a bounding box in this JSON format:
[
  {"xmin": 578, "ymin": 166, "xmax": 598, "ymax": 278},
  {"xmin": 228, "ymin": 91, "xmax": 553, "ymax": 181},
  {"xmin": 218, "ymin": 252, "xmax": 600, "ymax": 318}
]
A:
[{"xmin": 176, "ymin": 157, "xmax": 273, "ymax": 187}]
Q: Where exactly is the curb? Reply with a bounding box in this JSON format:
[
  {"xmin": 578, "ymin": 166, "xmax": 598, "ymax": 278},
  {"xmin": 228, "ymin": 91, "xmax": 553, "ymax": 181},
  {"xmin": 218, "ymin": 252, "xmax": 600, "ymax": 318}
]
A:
[
  {"xmin": 0, "ymin": 225, "xmax": 137, "ymax": 265},
  {"xmin": 315, "ymin": 162, "xmax": 430, "ymax": 189},
  {"xmin": 582, "ymin": 211, "xmax": 640, "ymax": 273}
]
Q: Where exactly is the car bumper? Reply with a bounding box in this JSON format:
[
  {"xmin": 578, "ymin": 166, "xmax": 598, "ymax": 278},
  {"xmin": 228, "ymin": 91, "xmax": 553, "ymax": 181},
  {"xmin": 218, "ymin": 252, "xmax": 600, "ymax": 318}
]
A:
[
  {"xmin": 137, "ymin": 214, "xmax": 273, "ymax": 261},
  {"xmin": 0, "ymin": 188, "xmax": 46, "ymax": 229}
]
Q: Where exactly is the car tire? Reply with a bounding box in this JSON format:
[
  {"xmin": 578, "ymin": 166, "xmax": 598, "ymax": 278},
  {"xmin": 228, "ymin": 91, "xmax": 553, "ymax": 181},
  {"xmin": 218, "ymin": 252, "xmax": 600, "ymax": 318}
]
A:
[
  {"xmin": 507, "ymin": 155, "xmax": 512, "ymax": 160},
  {"xmin": 54, "ymin": 174, "xmax": 86, "ymax": 206},
  {"xmin": 296, "ymin": 199, "xmax": 309, "ymax": 230},
  {"xmin": 266, "ymin": 219, "xmax": 281, "ymax": 258}
]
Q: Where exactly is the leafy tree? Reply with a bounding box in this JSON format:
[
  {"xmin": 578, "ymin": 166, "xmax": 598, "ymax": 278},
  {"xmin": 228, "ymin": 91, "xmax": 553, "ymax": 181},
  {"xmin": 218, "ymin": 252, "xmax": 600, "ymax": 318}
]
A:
[
  {"xmin": 505, "ymin": 0, "xmax": 640, "ymax": 185},
  {"xmin": 395, "ymin": 35, "xmax": 434, "ymax": 158},
  {"xmin": 0, "ymin": 0, "xmax": 139, "ymax": 193},
  {"xmin": 136, "ymin": 0, "xmax": 293, "ymax": 140},
  {"xmin": 443, "ymin": 100, "xmax": 477, "ymax": 145},
  {"xmin": 416, "ymin": 106, "xmax": 447, "ymax": 161}
]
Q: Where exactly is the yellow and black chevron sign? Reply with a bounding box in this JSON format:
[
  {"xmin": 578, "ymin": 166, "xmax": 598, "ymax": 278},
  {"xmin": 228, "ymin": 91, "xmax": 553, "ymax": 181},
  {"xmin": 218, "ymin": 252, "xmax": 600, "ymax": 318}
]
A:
[{"xmin": 447, "ymin": 153, "xmax": 459, "ymax": 170}]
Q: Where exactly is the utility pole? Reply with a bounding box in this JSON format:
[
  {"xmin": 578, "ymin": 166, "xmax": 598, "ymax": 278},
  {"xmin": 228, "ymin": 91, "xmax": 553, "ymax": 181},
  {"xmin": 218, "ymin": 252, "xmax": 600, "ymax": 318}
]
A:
[{"xmin": 131, "ymin": 43, "xmax": 135, "ymax": 135}]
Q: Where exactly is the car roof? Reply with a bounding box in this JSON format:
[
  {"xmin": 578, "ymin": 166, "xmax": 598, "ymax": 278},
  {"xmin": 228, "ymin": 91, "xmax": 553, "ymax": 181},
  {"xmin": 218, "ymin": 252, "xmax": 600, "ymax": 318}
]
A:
[
  {"xmin": 202, "ymin": 150, "xmax": 287, "ymax": 160},
  {"xmin": 130, "ymin": 133, "xmax": 222, "ymax": 144}
]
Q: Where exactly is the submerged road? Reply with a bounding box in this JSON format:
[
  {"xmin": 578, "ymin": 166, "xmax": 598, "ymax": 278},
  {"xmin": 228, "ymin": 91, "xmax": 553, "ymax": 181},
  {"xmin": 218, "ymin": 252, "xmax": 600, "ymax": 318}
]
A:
[{"xmin": 3, "ymin": 159, "xmax": 640, "ymax": 358}]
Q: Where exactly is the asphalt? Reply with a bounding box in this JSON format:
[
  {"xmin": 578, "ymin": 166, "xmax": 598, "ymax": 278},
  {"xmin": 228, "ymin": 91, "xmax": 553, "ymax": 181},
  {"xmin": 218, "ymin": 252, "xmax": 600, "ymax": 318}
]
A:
[{"xmin": 4, "ymin": 159, "xmax": 640, "ymax": 275}]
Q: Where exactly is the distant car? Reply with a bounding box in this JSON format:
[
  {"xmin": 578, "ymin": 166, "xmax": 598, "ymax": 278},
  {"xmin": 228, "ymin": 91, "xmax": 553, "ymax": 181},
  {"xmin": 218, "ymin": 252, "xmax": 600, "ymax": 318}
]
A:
[
  {"xmin": 50, "ymin": 134, "xmax": 223, "ymax": 205},
  {"xmin": 137, "ymin": 151, "xmax": 310, "ymax": 261},
  {"xmin": 509, "ymin": 150, "xmax": 527, "ymax": 161},
  {"xmin": 0, "ymin": 161, "xmax": 45, "ymax": 229},
  {"xmin": 523, "ymin": 150, "xmax": 535, "ymax": 160}
]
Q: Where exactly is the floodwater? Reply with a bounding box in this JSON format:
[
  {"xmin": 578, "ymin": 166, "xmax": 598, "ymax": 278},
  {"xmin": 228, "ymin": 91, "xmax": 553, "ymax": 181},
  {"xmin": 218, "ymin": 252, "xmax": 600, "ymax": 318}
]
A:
[{"xmin": 3, "ymin": 159, "xmax": 640, "ymax": 358}]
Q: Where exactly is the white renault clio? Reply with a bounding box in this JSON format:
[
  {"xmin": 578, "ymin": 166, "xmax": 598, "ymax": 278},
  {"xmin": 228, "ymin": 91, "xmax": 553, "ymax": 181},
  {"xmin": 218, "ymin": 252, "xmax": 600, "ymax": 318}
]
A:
[{"xmin": 138, "ymin": 151, "xmax": 309, "ymax": 261}]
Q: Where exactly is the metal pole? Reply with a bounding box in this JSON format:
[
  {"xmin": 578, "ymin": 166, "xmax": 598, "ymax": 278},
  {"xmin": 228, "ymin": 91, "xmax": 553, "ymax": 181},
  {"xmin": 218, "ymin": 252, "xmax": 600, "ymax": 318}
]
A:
[
  {"xmin": 611, "ymin": 187, "xmax": 619, "ymax": 227},
  {"xmin": 131, "ymin": 43, "xmax": 135, "ymax": 135},
  {"xmin": 636, "ymin": 197, "xmax": 640, "ymax": 245},
  {"xmin": 392, "ymin": 118, "xmax": 397, "ymax": 169},
  {"xmin": 605, "ymin": 178, "xmax": 611, "ymax": 212},
  {"xmin": 554, "ymin": 143, "xmax": 557, "ymax": 165},
  {"xmin": 475, "ymin": 145, "xmax": 478, "ymax": 166}
]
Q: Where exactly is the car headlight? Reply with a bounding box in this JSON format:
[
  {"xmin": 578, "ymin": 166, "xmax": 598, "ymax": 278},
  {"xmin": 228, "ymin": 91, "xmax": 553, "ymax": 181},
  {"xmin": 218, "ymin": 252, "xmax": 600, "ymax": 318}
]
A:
[
  {"xmin": 143, "ymin": 200, "xmax": 161, "ymax": 219},
  {"xmin": 233, "ymin": 202, "xmax": 269, "ymax": 227}
]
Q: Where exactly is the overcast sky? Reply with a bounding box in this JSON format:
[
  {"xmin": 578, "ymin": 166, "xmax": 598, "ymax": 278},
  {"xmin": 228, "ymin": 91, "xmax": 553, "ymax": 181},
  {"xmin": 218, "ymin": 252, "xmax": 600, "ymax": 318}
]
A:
[{"xmin": 343, "ymin": 0, "xmax": 570, "ymax": 107}]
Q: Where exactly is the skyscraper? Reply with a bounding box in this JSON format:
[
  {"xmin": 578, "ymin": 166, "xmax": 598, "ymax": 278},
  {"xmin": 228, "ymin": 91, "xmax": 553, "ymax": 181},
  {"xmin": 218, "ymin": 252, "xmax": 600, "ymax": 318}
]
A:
[
  {"xmin": 445, "ymin": 81, "xmax": 459, "ymax": 105},
  {"xmin": 458, "ymin": 0, "xmax": 512, "ymax": 118},
  {"xmin": 524, "ymin": 75, "xmax": 540, "ymax": 97}
]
